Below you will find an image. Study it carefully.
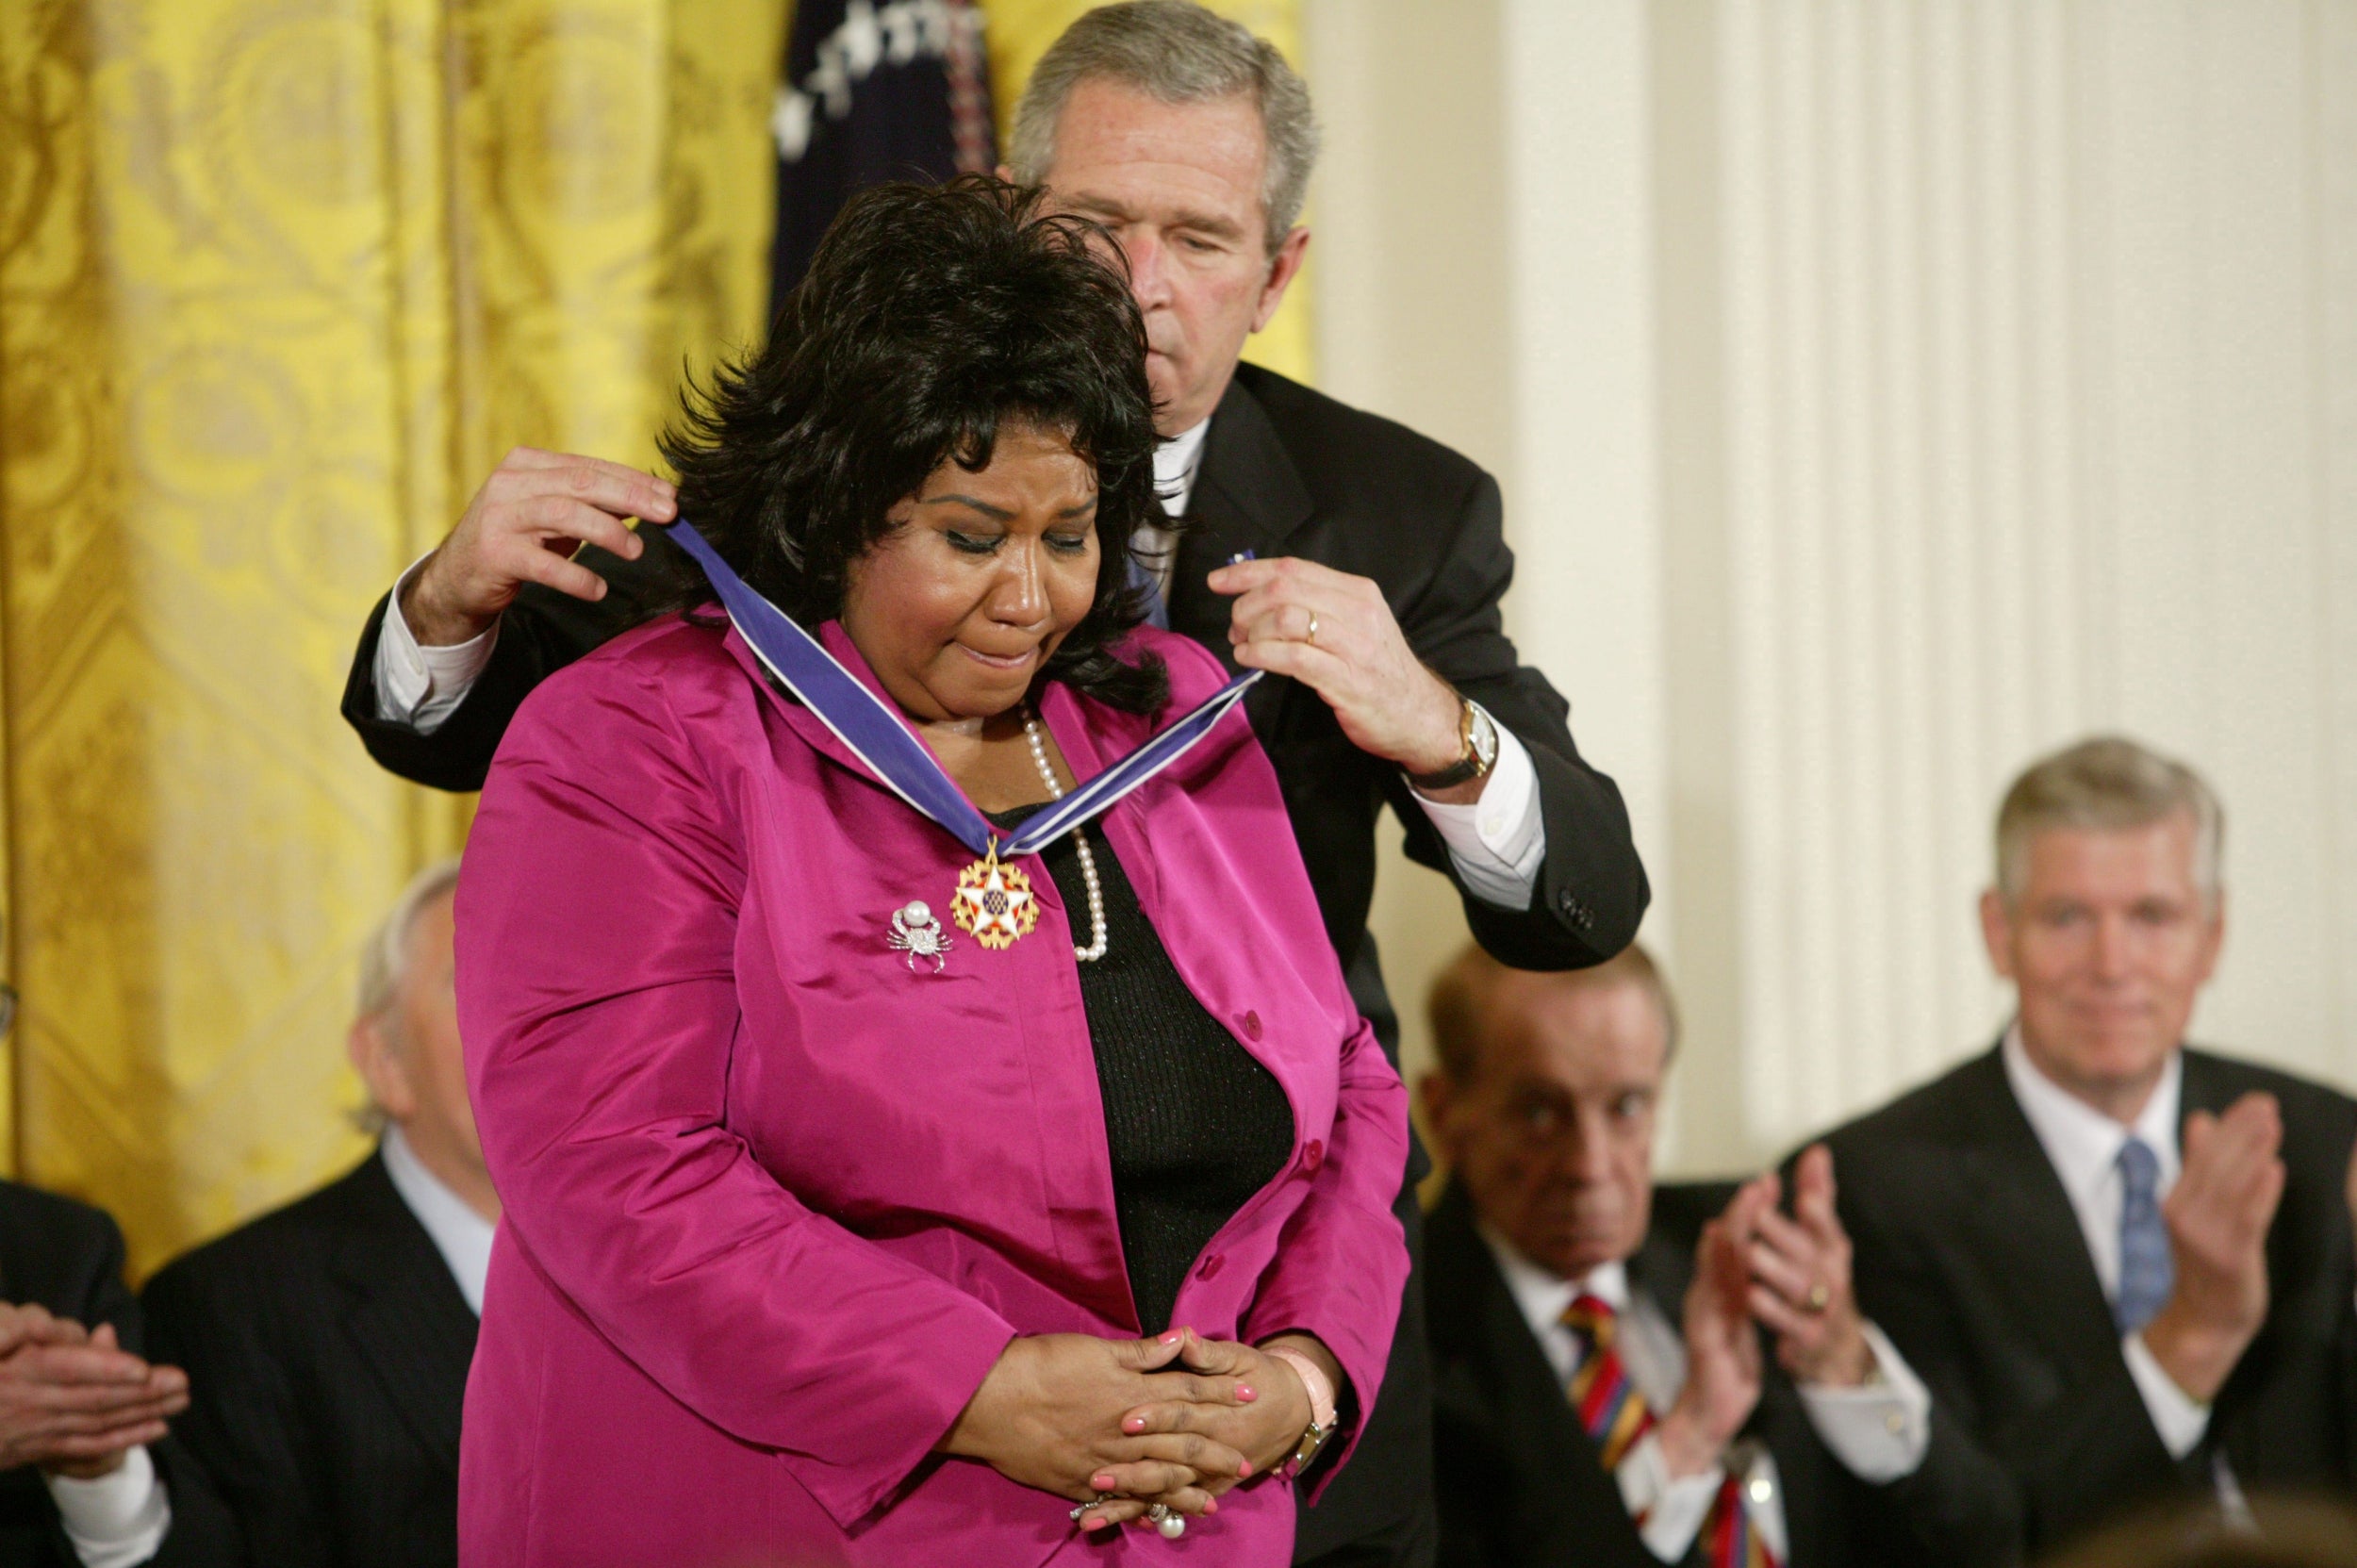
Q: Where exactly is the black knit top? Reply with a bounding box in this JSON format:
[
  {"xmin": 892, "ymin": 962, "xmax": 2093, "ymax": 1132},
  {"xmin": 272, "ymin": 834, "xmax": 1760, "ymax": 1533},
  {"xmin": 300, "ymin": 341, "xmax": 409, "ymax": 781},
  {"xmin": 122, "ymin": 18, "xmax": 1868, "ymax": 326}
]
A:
[{"xmin": 990, "ymin": 805, "xmax": 1296, "ymax": 1335}]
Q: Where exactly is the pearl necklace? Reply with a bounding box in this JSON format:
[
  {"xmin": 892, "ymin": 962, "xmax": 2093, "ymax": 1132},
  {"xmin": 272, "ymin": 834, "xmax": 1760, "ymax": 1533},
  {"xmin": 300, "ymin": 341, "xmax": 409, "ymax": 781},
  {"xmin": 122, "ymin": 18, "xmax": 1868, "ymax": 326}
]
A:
[{"xmin": 1023, "ymin": 707, "xmax": 1108, "ymax": 962}]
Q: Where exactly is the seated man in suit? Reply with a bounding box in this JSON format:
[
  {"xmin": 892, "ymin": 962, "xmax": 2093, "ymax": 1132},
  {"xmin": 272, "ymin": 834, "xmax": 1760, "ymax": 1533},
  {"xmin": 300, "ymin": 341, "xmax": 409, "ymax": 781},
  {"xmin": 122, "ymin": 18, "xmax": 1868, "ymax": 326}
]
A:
[
  {"xmin": 1422, "ymin": 944, "xmax": 2009, "ymax": 1568},
  {"xmin": 143, "ymin": 860, "xmax": 487, "ymax": 1568},
  {"xmin": 1823, "ymin": 735, "xmax": 2357, "ymax": 1558},
  {"xmin": 0, "ymin": 1188, "xmax": 195, "ymax": 1568}
]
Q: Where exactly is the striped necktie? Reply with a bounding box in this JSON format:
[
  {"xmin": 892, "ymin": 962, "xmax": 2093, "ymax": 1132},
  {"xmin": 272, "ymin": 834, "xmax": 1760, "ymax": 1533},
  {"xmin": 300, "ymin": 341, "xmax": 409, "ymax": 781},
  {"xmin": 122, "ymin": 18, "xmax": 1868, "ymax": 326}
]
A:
[
  {"xmin": 1562, "ymin": 1293, "xmax": 1655, "ymax": 1469},
  {"xmin": 1704, "ymin": 1464, "xmax": 1782, "ymax": 1568},
  {"xmin": 1562, "ymin": 1293, "xmax": 1781, "ymax": 1568}
]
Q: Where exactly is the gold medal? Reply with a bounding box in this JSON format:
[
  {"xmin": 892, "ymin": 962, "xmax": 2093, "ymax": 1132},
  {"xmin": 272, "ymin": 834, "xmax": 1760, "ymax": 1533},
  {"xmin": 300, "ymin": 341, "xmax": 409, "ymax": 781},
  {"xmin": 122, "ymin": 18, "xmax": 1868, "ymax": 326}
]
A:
[{"xmin": 952, "ymin": 849, "xmax": 1038, "ymax": 949}]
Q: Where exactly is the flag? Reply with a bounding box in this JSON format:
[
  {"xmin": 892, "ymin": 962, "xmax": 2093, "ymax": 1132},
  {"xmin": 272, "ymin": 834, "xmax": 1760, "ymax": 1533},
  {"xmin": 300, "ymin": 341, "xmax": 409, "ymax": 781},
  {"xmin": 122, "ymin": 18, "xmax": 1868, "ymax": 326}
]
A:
[{"xmin": 768, "ymin": 0, "xmax": 997, "ymax": 320}]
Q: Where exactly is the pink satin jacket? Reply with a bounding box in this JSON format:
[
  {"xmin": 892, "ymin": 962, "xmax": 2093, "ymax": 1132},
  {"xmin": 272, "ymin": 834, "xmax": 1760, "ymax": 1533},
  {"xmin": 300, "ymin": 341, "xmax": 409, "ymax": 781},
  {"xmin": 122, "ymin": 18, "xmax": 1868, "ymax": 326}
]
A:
[{"xmin": 453, "ymin": 614, "xmax": 1411, "ymax": 1568}]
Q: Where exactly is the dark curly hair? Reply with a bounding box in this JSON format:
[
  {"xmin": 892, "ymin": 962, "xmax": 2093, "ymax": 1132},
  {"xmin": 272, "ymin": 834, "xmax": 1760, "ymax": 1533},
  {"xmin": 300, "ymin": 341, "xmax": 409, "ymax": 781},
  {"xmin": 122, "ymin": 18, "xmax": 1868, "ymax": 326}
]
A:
[{"xmin": 658, "ymin": 174, "xmax": 1170, "ymax": 713}]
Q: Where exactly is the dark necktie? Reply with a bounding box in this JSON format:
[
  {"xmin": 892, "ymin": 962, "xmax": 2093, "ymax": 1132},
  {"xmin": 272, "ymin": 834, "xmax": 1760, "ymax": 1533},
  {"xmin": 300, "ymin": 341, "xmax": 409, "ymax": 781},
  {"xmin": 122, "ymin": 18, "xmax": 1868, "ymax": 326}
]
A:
[{"xmin": 2115, "ymin": 1137, "xmax": 2174, "ymax": 1334}]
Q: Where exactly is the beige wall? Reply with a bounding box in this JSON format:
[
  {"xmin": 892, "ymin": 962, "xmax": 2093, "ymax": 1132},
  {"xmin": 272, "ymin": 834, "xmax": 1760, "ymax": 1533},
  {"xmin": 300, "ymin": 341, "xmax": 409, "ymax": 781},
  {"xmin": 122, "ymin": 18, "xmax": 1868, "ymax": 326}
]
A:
[{"xmin": 1307, "ymin": 0, "xmax": 2357, "ymax": 1176}]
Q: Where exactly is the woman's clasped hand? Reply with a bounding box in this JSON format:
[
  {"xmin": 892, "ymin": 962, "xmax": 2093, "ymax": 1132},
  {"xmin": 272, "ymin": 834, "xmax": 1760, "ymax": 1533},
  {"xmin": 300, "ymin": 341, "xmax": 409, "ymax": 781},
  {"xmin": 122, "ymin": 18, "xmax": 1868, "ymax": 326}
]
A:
[{"xmin": 941, "ymin": 1327, "xmax": 1330, "ymax": 1532}]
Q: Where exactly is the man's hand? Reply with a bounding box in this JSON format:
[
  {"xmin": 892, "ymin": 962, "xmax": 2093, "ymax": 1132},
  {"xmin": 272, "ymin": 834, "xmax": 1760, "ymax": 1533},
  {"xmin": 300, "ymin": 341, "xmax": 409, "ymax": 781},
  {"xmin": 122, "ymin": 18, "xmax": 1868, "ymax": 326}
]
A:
[
  {"xmin": 939, "ymin": 1332, "xmax": 1251, "ymax": 1530},
  {"xmin": 1207, "ymin": 558, "xmax": 1478, "ymax": 798},
  {"xmin": 401, "ymin": 448, "xmax": 677, "ymax": 647},
  {"xmin": 1655, "ymin": 1179, "xmax": 1768, "ymax": 1478},
  {"xmin": 1744, "ymin": 1146, "xmax": 1876, "ymax": 1387},
  {"xmin": 0, "ymin": 1312, "xmax": 189, "ymax": 1477},
  {"xmin": 2140, "ymin": 1092, "xmax": 2285, "ymax": 1403}
]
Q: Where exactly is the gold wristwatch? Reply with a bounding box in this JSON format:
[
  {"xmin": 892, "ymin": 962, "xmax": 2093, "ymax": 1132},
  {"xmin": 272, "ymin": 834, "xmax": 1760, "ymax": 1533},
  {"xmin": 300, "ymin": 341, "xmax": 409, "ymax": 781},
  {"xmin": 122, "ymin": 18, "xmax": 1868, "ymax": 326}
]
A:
[{"xmin": 1406, "ymin": 694, "xmax": 1500, "ymax": 792}]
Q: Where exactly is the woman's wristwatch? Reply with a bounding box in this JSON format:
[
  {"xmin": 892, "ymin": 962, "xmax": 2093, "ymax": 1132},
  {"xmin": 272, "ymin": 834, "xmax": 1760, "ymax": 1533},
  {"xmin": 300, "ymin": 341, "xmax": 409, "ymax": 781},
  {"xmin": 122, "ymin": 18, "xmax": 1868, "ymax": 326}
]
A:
[{"xmin": 1264, "ymin": 1345, "xmax": 1339, "ymax": 1479}]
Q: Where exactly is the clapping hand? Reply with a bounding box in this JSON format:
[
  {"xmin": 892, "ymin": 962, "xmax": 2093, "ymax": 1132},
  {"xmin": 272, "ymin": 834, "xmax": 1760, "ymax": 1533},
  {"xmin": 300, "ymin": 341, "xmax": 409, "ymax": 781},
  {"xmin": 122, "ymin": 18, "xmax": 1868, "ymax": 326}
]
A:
[
  {"xmin": 1655, "ymin": 1180, "xmax": 1768, "ymax": 1477},
  {"xmin": 0, "ymin": 1302, "xmax": 190, "ymax": 1478},
  {"xmin": 2141, "ymin": 1091, "xmax": 2285, "ymax": 1401},
  {"xmin": 939, "ymin": 1331, "xmax": 1254, "ymax": 1530},
  {"xmin": 1743, "ymin": 1146, "xmax": 1876, "ymax": 1387}
]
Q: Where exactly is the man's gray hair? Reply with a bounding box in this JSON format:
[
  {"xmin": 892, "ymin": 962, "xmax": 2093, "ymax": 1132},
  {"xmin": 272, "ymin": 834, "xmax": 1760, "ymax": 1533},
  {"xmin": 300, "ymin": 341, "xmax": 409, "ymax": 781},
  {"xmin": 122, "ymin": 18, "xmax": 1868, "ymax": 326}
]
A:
[
  {"xmin": 1995, "ymin": 736, "xmax": 2224, "ymax": 905},
  {"xmin": 356, "ymin": 857, "xmax": 464, "ymax": 1025},
  {"xmin": 1009, "ymin": 1, "xmax": 1319, "ymax": 251}
]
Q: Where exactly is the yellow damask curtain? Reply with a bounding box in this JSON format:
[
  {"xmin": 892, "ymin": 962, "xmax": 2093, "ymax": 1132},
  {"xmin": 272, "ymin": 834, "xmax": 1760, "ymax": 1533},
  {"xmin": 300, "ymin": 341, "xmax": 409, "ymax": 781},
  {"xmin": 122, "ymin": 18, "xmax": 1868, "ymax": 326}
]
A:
[
  {"xmin": 0, "ymin": 0, "xmax": 1300, "ymax": 1279},
  {"xmin": 0, "ymin": 0, "xmax": 782, "ymax": 1275}
]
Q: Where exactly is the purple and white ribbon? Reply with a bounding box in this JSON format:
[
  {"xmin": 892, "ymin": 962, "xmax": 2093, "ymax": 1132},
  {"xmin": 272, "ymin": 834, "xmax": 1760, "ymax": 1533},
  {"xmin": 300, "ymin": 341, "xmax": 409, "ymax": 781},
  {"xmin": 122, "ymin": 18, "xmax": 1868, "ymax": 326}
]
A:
[{"xmin": 668, "ymin": 518, "xmax": 1260, "ymax": 860}]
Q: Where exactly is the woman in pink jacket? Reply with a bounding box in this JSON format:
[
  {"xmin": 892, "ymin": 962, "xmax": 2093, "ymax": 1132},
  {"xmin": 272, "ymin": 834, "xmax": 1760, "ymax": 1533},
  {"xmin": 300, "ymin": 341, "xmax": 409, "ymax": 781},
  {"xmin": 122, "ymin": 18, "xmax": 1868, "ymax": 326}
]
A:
[{"xmin": 452, "ymin": 178, "xmax": 1410, "ymax": 1567}]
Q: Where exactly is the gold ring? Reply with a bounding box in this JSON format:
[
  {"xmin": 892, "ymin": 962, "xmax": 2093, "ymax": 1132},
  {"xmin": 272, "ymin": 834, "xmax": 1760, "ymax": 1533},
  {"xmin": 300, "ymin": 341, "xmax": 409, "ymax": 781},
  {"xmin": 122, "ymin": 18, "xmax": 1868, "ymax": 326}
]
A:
[
  {"xmin": 1804, "ymin": 1282, "xmax": 1831, "ymax": 1312},
  {"xmin": 1304, "ymin": 611, "xmax": 1319, "ymax": 646}
]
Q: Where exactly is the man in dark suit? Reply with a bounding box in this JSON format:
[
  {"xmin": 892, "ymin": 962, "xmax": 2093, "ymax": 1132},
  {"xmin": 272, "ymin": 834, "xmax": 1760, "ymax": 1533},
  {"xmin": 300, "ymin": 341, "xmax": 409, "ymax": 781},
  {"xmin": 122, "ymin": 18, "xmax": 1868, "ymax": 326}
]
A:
[
  {"xmin": 143, "ymin": 861, "xmax": 486, "ymax": 1568},
  {"xmin": 0, "ymin": 1181, "xmax": 240, "ymax": 1568},
  {"xmin": 1, "ymin": 1190, "xmax": 186, "ymax": 1568},
  {"xmin": 1824, "ymin": 736, "xmax": 2357, "ymax": 1560},
  {"xmin": 335, "ymin": 6, "xmax": 1647, "ymax": 1564},
  {"xmin": 1422, "ymin": 944, "xmax": 2016, "ymax": 1568}
]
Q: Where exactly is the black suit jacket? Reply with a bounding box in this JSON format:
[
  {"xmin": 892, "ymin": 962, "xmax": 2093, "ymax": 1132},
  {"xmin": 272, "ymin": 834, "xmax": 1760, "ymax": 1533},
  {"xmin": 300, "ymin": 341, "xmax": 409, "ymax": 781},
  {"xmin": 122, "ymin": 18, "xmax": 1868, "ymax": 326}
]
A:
[
  {"xmin": 1427, "ymin": 1180, "xmax": 2005, "ymax": 1568},
  {"xmin": 1823, "ymin": 1045, "xmax": 2357, "ymax": 1560},
  {"xmin": 338, "ymin": 363, "xmax": 1650, "ymax": 1560},
  {"xmin": 140, "ymin": 1151, "xmax": 477, "ymax": 1568},
  {"xmin": 0, "ymin": 1182, "xmax": 230, "ymax": 1568}
]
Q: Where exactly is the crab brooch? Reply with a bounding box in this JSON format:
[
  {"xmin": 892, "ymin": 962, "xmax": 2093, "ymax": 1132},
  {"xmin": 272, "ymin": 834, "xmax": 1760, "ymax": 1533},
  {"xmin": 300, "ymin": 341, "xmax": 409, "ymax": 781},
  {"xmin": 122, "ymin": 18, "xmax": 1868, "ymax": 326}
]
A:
[{"xmin": 887, "ymin": 900, "xmax": 952, "ymax": 973}]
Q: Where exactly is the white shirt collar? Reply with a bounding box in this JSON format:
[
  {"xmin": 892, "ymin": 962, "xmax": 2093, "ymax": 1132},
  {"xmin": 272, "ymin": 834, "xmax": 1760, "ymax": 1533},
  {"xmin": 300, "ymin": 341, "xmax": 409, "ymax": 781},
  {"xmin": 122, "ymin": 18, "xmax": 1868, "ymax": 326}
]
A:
[
  {"xmin": 1478, "ymin": 1219, "xmax": 1630, "ymax": 1340},
  {"xmin": 2002, "ymin": 1021, "xmax": 2184, "ymax": 1207},
  {"xmin": 381, "ymin": 1126, "xmax": 496, "ymax": 1316},
  {"xmin": 1153, "ymin": 417, "xmax": 1211, "ymax": 520}
]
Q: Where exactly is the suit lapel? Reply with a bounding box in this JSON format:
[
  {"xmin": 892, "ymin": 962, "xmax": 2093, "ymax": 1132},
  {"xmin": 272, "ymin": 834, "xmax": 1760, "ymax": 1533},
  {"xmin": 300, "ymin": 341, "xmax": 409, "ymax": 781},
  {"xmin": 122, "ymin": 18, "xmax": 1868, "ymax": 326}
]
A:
[
  {"xmin": 1428, "ymin": 1187, "xmax": 1591, "ymax": 1450},
  {"xmin": 1951, "ymin": 1050, "xmax": 2126, "ymax": 1376},
  {"xmin": 1169, "ymin": 378, "xmax": 1315, "ymax": 676},
  {"xmin": 331, "ymin": 1155, "xmax": 479, "ymax": 1474}
]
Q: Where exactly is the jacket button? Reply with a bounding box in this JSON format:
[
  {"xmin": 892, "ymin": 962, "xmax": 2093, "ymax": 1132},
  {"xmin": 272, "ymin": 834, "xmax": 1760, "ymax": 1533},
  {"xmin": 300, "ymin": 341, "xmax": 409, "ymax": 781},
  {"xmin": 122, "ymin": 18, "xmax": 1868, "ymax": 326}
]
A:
[
  {"xmin": 1242, "ymin": 1011, "xmax": 1263, "ymax": 1040},
  {"xmin": 1197, "ymin": 1252, "xmax": 1225, "ymax": 1280},
  {"xmin": 1300, "ymin": 1139, "xmax": 1325, "ymax": 1175},
  {"xmin": 1557, "ymin": 889, "xmax": 1576, "ymax": 915}
]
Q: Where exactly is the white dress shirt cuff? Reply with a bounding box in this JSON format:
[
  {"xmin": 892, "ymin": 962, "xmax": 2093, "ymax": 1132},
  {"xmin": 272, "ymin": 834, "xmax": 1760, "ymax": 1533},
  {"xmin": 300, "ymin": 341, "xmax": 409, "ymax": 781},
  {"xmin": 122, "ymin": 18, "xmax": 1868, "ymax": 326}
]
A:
[
  {"xmin": 2123, "ymin": 1329, "xmax": 2212, "ymax": 1459},
  {"xmin": 45, "ymin": 1443, "xmax": 172, "ymax": 1568},
  {"xmin": 1409, "ymin": 727, "xmax": 1545, "ymax": 910},
  {"xmin": 1795, "ymin": 1321, "xmax": 1934, "ymax": 1480},
  {"xmin": 373, "ymin": 553, "xmax": 498, "ymax": 734},
  {"xmin": 1615, "ymin": 1431, "xmax": 1721, "ymax": 1562}
]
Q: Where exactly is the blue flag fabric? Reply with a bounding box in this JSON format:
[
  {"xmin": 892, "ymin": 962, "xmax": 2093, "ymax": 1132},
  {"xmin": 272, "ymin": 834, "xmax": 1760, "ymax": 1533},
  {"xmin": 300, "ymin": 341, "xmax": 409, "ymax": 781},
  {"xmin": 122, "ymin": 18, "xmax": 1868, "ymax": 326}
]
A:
[
  {"xmin": 769, "ymin": 0, "xmax": 997, "ymax": 318},
  {"xmin": 668, "ymin": 519, "xmax": 1262, "ymax": 862}
]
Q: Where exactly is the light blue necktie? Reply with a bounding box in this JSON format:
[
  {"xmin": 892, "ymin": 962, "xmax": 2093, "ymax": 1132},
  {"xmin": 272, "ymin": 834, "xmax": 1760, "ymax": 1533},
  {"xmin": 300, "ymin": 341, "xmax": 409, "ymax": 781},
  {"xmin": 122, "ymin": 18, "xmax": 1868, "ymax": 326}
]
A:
[
  {"xmin": 2115, "ymin": 1137, "xmax": 2174, "ymax": 1334},
  {"xmin": 1128, "ymin": 553, "xmax": 1170, "ymax": 631}
]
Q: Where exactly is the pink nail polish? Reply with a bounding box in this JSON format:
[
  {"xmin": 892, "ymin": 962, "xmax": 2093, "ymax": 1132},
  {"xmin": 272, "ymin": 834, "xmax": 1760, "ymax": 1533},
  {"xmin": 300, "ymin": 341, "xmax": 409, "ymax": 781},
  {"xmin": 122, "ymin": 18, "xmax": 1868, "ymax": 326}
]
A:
[
  {"xmin": 1160, "ymin": 1329, "xmax": 1183, "ymax": 1345},
  {"xmin": 1236, "ymin": 1383, "xmax": 1257, "ymax": 1402},
  {"xmin": 1237, "ymin": 1460, "xmax": 1252, "ymax": 1477},
  {"xmin": 1204, "ymin": 1498, "xmax": 1220, "ymax": 1514},
  {"xmin": 1095, "ymin": 1474, "xmax": 1116, "ymax": 1491},
  {"xmin": 1126, "ymin": 1416, "xmax": 1146, "ymax": 1432}
]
